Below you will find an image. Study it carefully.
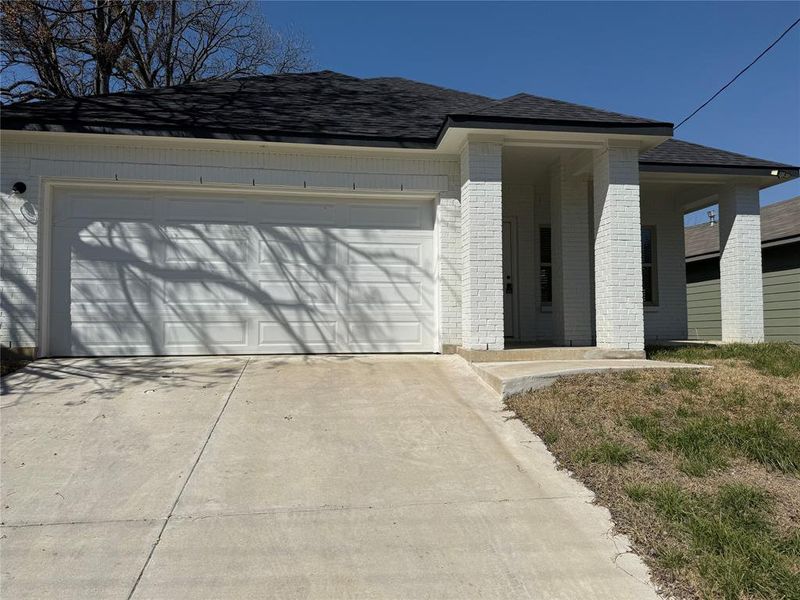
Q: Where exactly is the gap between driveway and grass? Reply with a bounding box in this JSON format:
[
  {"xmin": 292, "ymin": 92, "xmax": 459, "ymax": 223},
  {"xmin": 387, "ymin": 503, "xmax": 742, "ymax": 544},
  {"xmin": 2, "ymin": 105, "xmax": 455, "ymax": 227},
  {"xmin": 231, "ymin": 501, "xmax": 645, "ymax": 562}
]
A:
[
  {"xmin": 126, "ymin": 356, "xmax": 251, "ymax": 600},
  {"xmin": 504, "ymin": 343, "xmax": 800, "ymax": 600}
]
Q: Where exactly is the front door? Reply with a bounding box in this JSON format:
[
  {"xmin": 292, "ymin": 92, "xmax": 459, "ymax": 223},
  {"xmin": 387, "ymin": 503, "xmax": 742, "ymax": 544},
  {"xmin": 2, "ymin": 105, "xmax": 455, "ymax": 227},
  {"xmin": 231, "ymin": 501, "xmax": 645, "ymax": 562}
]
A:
[{"xmin": 502, "ymin": 218, "xmax": 517, "ymax": 339}]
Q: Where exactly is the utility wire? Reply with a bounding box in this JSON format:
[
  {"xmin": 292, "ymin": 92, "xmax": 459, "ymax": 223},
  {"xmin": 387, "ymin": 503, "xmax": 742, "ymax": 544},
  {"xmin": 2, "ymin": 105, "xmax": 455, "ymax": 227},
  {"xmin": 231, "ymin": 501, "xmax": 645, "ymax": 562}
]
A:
[{"xmin": 675, "ymin": 16, "xmax": 800, "ymax": 130}]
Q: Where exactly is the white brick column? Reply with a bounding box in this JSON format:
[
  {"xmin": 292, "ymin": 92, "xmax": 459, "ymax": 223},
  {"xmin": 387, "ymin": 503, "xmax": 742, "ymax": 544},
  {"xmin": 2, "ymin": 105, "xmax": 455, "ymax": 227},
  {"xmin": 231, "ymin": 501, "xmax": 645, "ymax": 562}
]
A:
[
  {"xmin": 460, "ymin": 141, "xmax": 504, "ymax": 350},
  {"xmin": 551, "ymin": 162, "xmax": 592, "ymax": 346},
  {"xmin": 719, "ymin": 185, "xmax": 764, "ymax": 343},
  {"xmin": 592, "ymin": 143, "xmax": 644, "ymax": 351}
]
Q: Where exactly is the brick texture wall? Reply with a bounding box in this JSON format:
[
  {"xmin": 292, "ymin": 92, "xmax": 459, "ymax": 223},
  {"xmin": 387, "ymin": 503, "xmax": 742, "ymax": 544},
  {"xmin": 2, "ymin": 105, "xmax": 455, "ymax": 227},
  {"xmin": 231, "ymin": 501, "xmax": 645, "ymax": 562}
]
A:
[
  {"xmin": 719, "ymin": 184, "xmax": 764, "ymax": 342},
  {"xmin": 592, "ymin": 145, "xmax": 645, "ymax": 351},
  {"xmin": 460, "ymin": 142, "xmax": 504, "ymax": 350}
]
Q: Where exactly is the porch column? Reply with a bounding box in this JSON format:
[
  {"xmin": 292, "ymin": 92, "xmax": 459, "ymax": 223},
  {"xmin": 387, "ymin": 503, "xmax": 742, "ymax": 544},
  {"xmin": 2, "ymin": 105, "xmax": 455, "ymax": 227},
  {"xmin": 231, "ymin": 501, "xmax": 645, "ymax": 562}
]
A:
[
  {"xmin": 719, "ymin": 185, "xmax": 764, "ymax": 342},
  {"xmin": 460, "ymin": 141, "xmax": 504, "ymax": 350},
  {"xmin": 551, "ymin": 161, "xmax": 592, "ymax": 346},
  {"xmin": 592, "ymin": 143, "xmax": 644, "ymax": 351}
]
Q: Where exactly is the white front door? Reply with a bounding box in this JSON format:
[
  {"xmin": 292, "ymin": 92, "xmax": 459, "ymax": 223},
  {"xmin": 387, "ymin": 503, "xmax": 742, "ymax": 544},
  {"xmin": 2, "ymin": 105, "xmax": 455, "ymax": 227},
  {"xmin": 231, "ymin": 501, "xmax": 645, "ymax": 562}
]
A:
[
  {"xmin": 502, "ymin": 218, "xmax": 517, "ymax": 339},
  {"xmin": 48, "ymin": 188, "xmax": 437, "ymax": 356}
]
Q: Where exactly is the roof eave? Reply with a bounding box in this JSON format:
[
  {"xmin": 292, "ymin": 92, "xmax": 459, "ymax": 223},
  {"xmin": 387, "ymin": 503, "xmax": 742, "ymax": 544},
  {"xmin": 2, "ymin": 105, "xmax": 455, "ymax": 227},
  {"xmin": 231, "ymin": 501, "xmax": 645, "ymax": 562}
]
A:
[
  {"xmin": 438, "ymin": 114, "xmax": 674, "ymax": 144},
  {"xmin": 0, "ymin": 120, "xmax": 438, "ymax": 149},
  {"xmin": 640, "ymin": 162, "xmax": 800, "ymax": 178}
]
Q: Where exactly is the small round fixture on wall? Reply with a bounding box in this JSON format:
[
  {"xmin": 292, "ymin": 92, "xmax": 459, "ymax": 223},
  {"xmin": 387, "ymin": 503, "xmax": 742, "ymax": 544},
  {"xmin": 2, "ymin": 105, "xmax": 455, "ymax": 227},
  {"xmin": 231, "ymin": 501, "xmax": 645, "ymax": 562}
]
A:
[{"xmin": 11, "ymin": 181, "xmax": 27, "ymax": 195}]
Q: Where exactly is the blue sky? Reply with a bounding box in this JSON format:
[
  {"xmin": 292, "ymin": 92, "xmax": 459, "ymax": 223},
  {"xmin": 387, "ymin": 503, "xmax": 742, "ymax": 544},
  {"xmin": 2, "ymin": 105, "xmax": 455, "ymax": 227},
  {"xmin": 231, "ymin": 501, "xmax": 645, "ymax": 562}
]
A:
[{"xmin": 263, "ymin": 1, "xmax": 800, "ymax": 223}]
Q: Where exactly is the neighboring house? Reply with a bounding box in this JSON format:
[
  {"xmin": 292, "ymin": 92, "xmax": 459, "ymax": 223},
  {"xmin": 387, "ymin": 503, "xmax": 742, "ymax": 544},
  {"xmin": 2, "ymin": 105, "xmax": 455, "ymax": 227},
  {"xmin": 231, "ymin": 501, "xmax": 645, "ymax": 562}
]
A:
[
  {"xmin": 1, "ymin": 71, "xmax": 797, "ymax": 357},
  {"xmin": 686, "ymin": 197, "xmax": 800, "ymax": 342}
]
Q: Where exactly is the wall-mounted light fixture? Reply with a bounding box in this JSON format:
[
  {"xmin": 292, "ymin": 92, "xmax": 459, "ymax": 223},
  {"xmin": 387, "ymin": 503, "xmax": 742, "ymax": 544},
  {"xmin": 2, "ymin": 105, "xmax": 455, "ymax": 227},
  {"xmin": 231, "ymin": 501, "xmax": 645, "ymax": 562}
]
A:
[
  {"xmin": 707, "ymin": 209, "xmax": 716, "ymax": 227},
  {"xmin": 771, "ymin": 169, "xmax": 792, "ymax": 180}
]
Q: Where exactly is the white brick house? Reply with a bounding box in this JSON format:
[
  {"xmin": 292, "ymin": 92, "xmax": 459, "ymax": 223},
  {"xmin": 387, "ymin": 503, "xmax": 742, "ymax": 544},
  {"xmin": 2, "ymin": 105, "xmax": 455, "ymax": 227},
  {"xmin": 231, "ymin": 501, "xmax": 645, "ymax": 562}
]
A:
[{"xmin": 1, "ymin": 71, "xmax": 796, "ymax": 357}]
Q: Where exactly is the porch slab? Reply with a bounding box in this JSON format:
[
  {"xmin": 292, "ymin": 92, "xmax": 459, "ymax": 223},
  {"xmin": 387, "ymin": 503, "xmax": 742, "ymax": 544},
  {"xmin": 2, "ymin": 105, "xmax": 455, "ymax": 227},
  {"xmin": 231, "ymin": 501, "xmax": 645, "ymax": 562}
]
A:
[
  {"xmin": 456, "ymin": 346, "xmax": 646, "ymax": 363},
  {"xmin": 471, "ymin": 359, "xmax": 709, "ymax": 398}
]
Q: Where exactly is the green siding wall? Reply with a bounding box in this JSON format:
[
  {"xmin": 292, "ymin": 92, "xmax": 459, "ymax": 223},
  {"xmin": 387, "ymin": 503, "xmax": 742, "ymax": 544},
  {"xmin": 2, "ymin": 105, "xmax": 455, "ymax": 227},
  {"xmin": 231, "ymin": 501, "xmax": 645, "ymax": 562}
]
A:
[
  {"xmin": 687, "ymin": 279, "xmax": 722, "ymax": 340},
  {"xmin": 687, "ymin": 266, "xmax": 800, "ymax": 342},
  {"xmin": 763, "ymin": 267, "xmax": 800, "ymax": 341}
]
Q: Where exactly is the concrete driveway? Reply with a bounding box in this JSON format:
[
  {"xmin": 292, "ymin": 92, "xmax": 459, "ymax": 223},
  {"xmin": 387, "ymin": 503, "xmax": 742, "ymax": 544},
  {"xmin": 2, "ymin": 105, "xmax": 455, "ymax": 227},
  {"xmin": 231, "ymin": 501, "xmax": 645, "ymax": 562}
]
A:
[{"xmin": 1, "ymin": 355, "xmax": 659, "ymax": 599}]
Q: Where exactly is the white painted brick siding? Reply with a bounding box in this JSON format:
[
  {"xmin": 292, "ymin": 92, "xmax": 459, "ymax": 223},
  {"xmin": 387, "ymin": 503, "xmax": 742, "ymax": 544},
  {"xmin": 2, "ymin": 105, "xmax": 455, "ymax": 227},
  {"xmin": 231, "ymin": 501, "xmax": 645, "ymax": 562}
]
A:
[
  {"xmin": 551, "ymin": 162, "xmax": 592, "ymax": 346},
  {"xmin": 0, "ymin": 136, "xmax": 459, "ymax": 351},
  {"xmin": 592, "ymin": 145, "xmax": 645, "ymax": 351},
  {"xmin": 437, "ymin": 194, "xmax": 462, "ymax": 347},
  {"xmin": 460, "ymin": 142, "xmax": 504, "ymax": 350},
  {"xmin": 719, "ymin": 185, "xmax": 764, "ymax": 342}
]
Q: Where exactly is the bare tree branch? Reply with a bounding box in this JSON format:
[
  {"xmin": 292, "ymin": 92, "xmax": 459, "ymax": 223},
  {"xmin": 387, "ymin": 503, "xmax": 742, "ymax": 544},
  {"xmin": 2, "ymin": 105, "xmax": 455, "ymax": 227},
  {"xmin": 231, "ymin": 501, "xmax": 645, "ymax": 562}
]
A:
[{"xmin": 1, "ymin": 0, "xmax": 314, "ymax": 103}]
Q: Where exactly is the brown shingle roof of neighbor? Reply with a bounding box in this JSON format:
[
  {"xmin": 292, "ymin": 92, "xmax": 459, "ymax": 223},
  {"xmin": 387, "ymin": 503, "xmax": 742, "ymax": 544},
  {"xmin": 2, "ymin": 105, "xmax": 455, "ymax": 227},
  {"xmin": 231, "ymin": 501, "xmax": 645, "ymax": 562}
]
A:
[
  {"xmin": 0, "ymin": 70, "xmax": 797, "ymax": 176},
  {"xmin": 640, "ymin": 138, "xmax": 798, "ymax": 172},
  {"xmin": 685, "ymin": 196, "xmax": 800, "ymax": 258}
]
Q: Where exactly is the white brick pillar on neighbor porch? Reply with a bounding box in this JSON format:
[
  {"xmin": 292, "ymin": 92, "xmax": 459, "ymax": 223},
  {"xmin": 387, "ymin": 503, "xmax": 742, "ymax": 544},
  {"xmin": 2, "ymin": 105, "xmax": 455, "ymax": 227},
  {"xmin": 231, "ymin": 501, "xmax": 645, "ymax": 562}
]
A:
[
  {"xmin": 551, "ymin": 161, "xmax": 592, "ymax": 346},
  {"xmin": 719, "ymin": 185, "xmax": 764, "ymax": 343},
  {"xmin": 460, "ymin": 141, "xmax": 504, "ymax": 350},
  {"xmin": 592, "ymin": 143, "xmax": 645, "ymax": 351}
]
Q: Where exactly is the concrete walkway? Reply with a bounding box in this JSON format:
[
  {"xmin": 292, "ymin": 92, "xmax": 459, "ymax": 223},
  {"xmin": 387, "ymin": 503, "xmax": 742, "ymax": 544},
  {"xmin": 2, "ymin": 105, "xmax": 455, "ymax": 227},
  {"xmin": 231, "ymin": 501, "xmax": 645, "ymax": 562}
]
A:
[
  {"xmin": 472, "ymin": 359, "xmax": 708, "ymax": 398},
  {"xmin": 1, "ymin": 355, "xmax": 660, "ymax": 599}
]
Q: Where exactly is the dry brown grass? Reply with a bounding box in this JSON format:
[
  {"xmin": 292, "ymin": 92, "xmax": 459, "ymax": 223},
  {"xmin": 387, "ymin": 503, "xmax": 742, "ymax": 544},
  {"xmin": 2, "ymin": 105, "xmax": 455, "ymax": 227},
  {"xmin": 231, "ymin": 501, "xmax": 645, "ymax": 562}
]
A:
[{"xmin": 506, "ymin": 347, "xmax": 800, "ymax": 600}]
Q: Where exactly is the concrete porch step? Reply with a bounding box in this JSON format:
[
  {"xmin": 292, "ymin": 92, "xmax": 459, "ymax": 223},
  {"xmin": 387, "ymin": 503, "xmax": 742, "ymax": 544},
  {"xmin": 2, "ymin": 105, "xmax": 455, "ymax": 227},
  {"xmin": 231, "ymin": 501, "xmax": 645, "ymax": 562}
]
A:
[
  {"xmin": 471, "ymin": 359, "xmax": 709, "ymax": 398},
  {"xmin": 456, "ymin": 346, "xmax": 646, "ymax": 363}
]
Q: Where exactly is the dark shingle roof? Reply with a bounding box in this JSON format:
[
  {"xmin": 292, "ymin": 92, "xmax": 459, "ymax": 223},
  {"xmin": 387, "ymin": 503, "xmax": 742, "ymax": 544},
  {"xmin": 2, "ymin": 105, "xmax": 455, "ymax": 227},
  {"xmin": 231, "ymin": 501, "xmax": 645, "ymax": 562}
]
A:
[
  {"xmin": 459, "ymin": 92, "xmax": 662, "ymax": 125},
  {"xmin": 685, "ymin": 196, "xmax": 800, "ymax": 258},
  {"xmin": 1, "ymin": 71, "xmax": 796, "ymax": 177},
  {"xmin": 1, "ymin": 70, "xmax": 670, "ymax": 146},
  {"xmin": 641, "ymin": 139, "xmax": 797, "ymax": 173}
]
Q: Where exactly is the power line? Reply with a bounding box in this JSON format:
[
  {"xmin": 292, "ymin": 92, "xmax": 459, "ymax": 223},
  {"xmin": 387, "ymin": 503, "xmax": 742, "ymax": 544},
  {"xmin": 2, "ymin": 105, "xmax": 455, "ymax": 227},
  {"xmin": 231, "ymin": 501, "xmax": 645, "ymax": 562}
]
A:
[{"xmin": 675, "ymin": 16, "xmax": 800, "ymax": 130}]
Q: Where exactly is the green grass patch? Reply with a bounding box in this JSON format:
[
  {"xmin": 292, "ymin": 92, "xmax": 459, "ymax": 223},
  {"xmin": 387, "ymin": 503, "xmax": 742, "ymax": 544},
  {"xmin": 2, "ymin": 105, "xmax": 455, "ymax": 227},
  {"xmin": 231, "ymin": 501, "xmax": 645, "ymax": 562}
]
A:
[
  {"xmin": 731, "ymin": 417, "xmax": 800, "ymax": 474},
  {"xmin": 630, "ymin": 482, "xmax": 798, "ymax": 600},
  {"xmin": 649, "ymin": 342, "xmax": 800, "ymax": 377},
  {"xmin": 626, "ymin": 413, "xmax": 665, "ymax": 450},
  {"xmin": 669, "ymin": 369, "xmax": 703, "ymax": 392},
  {"xmin": 574, "ymin": 441, "xmax": 635, "ymax": 466},
  {"xmin": 624, "ymin": 410, "xmax": 800, "ymax": 476}
]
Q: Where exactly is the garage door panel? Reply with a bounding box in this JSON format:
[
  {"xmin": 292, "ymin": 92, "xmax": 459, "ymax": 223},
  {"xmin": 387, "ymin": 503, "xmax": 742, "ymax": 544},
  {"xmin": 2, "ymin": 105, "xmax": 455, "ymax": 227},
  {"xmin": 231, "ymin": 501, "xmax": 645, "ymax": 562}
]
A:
[
  {"xmin": 162, "ymin": 198, "xmax": 248, "ymax": 222},
  {"xmin": 348, "ymin": 203, "xmax": 425, "ymax": 229},
  {"xmin": 53, "ymin": 194, "xmax": 153, "ymax": 222},
  {"xmin": 76, "ymin": 235, "xmax": 154, "ymax": 262},
  {"xmin": 164, "ymin": 239, "xmax": 249, "ymax": 265},
  {"xmin": 163, "ymin": 280, "xmax": 250, "ymax": 306},
  {"xmin": 347, "ymin": 242, "xmax": 422, "ymax": 266},
  {"xmin": 258, "ymin": 280, "xmax": 337, "ymax": 306},
  {"xmin": 163, "ymin": 321, "xmax": 248, "ymax": 347},
  {"xmin": 258, "ymin": 238, "xmax": 336, "ymax": 265},
  {"xmin": 347, "ymin": 321, "xmax": 422, "ymax": 344},
  {"xmin": 346, "ymin": 281, "xmax": 426, "ymax": 307},
  {"xmin": 162, "ymin": 223, "xmax": 247, "ymax": 240},
  {"xmin": 71, "ymin": 279, "xmax": 151, "ymax": 304},
  {"xmin": 71, "ymin": 321, "xmax": 154, "ymax": 347},
  {"xmin": 256, "ymin": 201, "xmax": 338, "ymax": 226},
  {"xmin": 49, "ymin": 190, "xmax": 436, "ymax": 356},
  {"xmin": 257, "ymin": 321, "xmax": 338, "ymax": 349}
]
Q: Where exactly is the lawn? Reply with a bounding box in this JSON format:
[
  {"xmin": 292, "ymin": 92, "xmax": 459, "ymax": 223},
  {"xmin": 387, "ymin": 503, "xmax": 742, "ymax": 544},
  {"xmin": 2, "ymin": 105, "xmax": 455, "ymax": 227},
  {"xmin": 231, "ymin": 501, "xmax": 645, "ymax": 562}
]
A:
[{"xmin": 505, "ymin": 342, "xmax": 800, "ymax": 600}]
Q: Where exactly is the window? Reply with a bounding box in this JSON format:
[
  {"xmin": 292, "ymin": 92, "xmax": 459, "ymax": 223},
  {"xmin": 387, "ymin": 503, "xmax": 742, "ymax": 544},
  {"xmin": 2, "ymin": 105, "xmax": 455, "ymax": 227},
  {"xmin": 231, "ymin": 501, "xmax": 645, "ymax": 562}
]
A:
[
  {"xmin": 641, "ymin": 226, "xmax": 657, "ymax": 305},
  {"xmin": 540, "ymin": 226, "xmax": 552, "ymax": 306}
]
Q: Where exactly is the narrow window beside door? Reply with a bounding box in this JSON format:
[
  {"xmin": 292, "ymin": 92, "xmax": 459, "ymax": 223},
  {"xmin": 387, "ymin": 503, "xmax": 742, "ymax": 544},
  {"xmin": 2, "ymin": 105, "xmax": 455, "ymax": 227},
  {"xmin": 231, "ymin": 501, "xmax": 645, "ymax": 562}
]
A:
[
  {"xmin": 642, "ymin": 226, "xmax": 657, "ymax": 305},
  {"xmin": 540, "ymin": 226, "xmax": 552, "ymax": 306}
]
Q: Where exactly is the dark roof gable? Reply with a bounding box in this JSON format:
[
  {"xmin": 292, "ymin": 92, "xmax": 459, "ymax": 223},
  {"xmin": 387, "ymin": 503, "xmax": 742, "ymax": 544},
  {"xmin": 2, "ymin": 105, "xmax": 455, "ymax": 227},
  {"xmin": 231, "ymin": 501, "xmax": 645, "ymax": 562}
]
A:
[{"xmin": 1, "ymin": 70, "xmax": 670, "ymax": 146}]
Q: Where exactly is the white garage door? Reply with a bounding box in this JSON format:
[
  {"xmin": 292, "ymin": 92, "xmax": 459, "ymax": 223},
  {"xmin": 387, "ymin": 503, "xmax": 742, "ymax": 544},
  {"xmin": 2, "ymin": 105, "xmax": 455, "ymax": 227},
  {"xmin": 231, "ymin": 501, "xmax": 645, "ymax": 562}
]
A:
[{"xmin": 48, "ymin": 189, "xmax": 436, "ymax": 356}]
